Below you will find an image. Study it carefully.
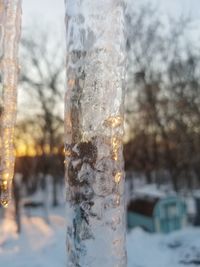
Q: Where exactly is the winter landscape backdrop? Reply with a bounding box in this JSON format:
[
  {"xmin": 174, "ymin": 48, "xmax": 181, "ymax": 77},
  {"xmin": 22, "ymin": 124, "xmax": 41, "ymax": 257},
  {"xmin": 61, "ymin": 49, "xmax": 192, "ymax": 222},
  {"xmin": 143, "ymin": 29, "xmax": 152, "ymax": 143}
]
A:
[{"xmin": 1, "ymin": 0, "xmax": 200, "ymax": 266}]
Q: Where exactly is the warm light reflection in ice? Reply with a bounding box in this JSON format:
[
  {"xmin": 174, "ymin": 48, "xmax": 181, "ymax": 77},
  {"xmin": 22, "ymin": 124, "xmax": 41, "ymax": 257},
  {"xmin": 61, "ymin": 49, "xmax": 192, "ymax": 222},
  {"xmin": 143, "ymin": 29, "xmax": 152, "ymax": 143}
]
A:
[
  {"xmin": 104, "ymin": 115, "xmax": 123, "ymax": 128},
  {"xmin": 64, "ymin": 148, "xmax": 71, "ymax": 157},
  {"xmin": 68, "ymin": 79, "xmax": 75, "ymax": 88},
  {"xmin": 0, "ymin": 179, "xmax": 12, "ymax": 207},
  {"xmin": 114, "ymin": 171, "xmax": 122, "ymax": 184},
  {"xmin": 111, "ymin": 136, "xmax": 121, "ymax": 161}
]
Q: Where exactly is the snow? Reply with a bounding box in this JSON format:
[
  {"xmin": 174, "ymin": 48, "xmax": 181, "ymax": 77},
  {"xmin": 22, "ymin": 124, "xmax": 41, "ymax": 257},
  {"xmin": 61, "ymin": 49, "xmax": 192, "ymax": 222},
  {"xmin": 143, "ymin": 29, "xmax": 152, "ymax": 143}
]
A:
[
  {"xmin": 1, "ymin": 206, "xmax": 200, "ymax": 267},
  {"xmin": 133, "ymin": 184, "xmax": 167, "ymax": 199},
  {"xmin": 0, "ymin": 207, "xmax": 66, "ymax": 267},
  {"xmin": 127, "ymin": 227, "xmax": 200, "ymax": 267}
]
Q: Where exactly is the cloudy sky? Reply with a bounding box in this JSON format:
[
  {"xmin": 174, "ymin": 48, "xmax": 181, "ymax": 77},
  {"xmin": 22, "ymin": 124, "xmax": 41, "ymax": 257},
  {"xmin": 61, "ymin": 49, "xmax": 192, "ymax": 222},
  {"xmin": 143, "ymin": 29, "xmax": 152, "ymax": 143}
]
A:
[
  {"xmin": 22, "ymin": 0, "xmax": 65, "ymax": 27},
  {"xmin": 140, "ymin": 0, "xmax": 200, "ymax": 18},
  {"xmin": 22, "ymin": 0, "xmax": 200, "ymax": 28},
  {"xmin": 21, "ymin": 0, "xmax": 200, "ymax": 50},
  {"xmin": 20, "ymin": 0, "xmax": 200, "ymax": 45}
]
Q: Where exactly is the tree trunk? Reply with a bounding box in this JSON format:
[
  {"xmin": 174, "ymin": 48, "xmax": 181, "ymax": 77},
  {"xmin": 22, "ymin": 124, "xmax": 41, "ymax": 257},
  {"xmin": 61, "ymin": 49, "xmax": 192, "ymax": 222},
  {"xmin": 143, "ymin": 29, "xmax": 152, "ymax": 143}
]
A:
[
  {"xmin": 64, "ymin": 1, "xmax": 127, "ymax": 266},
  {"xmin": 52, "ymin": 176, "xmax": 58, "ymax": 207},
  {"xmin": 13, "ymin": 177, "xmax": 21, "ymax": 233}
]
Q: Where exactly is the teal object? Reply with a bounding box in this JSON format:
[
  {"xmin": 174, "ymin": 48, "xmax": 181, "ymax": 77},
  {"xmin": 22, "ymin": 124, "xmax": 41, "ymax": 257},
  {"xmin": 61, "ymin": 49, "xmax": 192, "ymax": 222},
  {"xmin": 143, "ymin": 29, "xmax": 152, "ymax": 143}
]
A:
[{"xmin": 127, "ymin": 196, "xmax": 187, "ymax": 233}]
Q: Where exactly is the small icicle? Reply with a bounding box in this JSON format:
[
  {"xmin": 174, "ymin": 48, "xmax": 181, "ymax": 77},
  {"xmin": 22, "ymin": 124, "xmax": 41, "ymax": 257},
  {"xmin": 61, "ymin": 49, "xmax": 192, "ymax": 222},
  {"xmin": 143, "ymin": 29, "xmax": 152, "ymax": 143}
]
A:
[{"xmin": 0, "ymin": 0, "xmax": 22, "ymax": 207}]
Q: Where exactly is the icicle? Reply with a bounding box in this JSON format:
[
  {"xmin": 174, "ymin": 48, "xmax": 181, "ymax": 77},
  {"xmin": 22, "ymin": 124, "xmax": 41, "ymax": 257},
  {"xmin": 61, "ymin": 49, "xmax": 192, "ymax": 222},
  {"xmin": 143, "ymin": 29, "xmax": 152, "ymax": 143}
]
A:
[
  {"xmin": 65, "ymin": 0, "xmax": 127, "ymax": 266},
  {"xmin": 0, "ymin": 0, "xmax": 22, "ymax": 207}
]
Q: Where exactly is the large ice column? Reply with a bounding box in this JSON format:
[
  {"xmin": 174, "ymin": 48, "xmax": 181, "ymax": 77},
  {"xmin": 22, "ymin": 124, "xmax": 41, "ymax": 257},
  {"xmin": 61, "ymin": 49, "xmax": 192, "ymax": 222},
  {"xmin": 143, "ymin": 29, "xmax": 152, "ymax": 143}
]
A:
[
  {"xmin": 0, "ymin": 0, "xmax": 22, "ymax": 207},
  {"xmin": 64, "ymin": 1, "xmax": 127, "ymax": 266}
]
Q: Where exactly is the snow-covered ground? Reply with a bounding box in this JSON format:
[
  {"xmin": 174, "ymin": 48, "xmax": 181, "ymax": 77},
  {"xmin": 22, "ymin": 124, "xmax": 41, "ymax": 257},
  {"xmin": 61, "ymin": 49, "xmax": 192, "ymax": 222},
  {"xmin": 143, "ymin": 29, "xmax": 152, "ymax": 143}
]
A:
[
  {"xmin": 0, "ymin": 207, "xmax": 66, "ymax": 267},
  {"xmin": 1, "ymin": 206, "xmax": 200, "ymax": 267},
  {"xmin": 127, "ymin": 228, "xmax": 200, "ymax": 267}
]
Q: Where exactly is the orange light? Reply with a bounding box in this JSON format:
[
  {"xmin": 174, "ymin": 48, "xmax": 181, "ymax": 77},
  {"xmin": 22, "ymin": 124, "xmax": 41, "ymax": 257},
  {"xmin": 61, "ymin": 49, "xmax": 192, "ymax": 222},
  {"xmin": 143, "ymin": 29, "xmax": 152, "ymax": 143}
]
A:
[
  {"xmin": 114, "ymin": 172, "xmax": 122, "ymax": 184},
  {"xmin": 104, "ymin": 116, "xmax": 123, "ymax": 128},
  {"xmin": 111, "ymin": 136, "xmax": 121, "ymax": 161}
]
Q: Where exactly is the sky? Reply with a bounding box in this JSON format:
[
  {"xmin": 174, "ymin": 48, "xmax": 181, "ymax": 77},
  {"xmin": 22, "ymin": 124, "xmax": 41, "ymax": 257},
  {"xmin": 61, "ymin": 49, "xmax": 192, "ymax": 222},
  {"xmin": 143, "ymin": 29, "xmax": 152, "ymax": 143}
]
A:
[
  {"xmin": 22, "ymin": 0, "xmax": 65, "ymax": 28},
  {"xmin": 21, "ymin": 0, "xmax": 200, "ymax": 45},
  {"xmin": 141, "ymin": 0, "xmax": 200, "ymax": 19},
  {"xmin": 18, "ymin": 0, "xmax": 66, "ymax": 123},
  {"xmin": 22, "ymin": 0, "xmax": 200, "ymax": 24},
  {"xmin": 21, "ymin": 0, "xmax": 200, "ymax": 42}
]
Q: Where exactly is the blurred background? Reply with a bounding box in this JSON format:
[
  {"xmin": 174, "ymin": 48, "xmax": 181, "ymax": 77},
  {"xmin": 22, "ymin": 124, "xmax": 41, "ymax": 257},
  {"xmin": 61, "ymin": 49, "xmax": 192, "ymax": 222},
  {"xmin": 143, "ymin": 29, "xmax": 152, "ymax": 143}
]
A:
[{"xmin": 1, "ymin": 0, "xmax": 200, "ymax": 266}]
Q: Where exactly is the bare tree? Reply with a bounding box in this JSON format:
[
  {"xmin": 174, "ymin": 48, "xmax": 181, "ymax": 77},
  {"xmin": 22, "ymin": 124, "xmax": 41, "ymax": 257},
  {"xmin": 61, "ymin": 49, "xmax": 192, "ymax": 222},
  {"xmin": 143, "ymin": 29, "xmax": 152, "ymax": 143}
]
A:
[
  {"xmin": 18, "ymin": 30, "xmax": 65, "ymax": 205},
  {"xmin": 125, "ymin": 4, "xmax": 200, "ymax": 191}
]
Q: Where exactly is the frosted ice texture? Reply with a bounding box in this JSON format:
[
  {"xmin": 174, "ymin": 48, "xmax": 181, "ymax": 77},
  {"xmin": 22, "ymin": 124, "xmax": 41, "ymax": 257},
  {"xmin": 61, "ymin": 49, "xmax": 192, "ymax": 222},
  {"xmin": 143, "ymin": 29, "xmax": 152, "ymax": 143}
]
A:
[
  {"xmin": 0, "ymin": 0, "xmax": 21, "ymax": 207},
  {"xmin": 65, "ymin": 0, "xmax": 127, "ymax": 266}
]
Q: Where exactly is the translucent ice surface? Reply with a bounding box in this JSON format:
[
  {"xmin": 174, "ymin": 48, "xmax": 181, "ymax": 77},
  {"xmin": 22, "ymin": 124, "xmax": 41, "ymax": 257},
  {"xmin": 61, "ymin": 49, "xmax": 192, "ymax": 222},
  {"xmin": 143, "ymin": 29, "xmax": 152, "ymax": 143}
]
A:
[
  {"xmin": 0, "ymin": 0, "xmax": 22, "ymax": 207},
  {"xmin": 65, "ymin": 0, "xmax": 127, "ymax": 266}
]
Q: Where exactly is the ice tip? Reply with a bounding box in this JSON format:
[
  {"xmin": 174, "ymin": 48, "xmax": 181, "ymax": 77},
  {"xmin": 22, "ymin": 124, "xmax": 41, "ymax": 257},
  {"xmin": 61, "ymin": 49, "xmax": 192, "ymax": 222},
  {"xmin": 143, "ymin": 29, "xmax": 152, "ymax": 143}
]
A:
[{"xmin": 1, "ymin": 198, "xmax": 9, "ymax": 208}]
